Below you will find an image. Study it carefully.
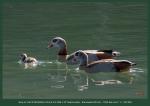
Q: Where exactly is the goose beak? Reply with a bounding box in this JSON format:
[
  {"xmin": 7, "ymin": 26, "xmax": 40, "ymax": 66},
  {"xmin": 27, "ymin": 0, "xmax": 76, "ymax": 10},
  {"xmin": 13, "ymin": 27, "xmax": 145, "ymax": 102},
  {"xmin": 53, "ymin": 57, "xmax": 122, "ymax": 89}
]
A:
[{"xmin": 47, "ymin": 44, "xmax": 53, "ymax": 48}]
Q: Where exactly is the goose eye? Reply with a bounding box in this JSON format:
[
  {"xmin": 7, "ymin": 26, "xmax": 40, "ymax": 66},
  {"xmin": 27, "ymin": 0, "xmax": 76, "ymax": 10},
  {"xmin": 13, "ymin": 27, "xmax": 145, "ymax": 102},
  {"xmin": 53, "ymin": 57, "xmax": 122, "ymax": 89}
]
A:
[
  {"xmin": 75, "ymin": 52, "xmax": 79, "ymax": 56},
  {"xmin": 52, "ymin": 39, "xmax": 57, "ymax": 43}
]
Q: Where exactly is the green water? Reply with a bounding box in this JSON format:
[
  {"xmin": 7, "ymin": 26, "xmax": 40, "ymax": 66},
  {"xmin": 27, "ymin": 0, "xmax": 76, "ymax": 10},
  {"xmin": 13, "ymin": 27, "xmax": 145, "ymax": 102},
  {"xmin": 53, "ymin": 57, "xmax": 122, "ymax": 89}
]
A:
[{"xmin": 2, "ymin": 2, "xmax": 147, "ymax": 99}]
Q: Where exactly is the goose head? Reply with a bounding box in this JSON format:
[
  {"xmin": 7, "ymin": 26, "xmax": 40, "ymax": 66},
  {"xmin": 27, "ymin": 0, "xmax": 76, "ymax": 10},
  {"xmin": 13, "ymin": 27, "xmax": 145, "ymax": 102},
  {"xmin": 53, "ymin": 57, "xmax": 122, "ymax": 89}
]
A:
[
  {"xmin": 48, "ymin": 37, "xmax": 67, "ymax": 49},
  {"xmin": 20, "ymin": 53, "xmax": 27, "ymax": 62},
  {"xmin": 74, "ymin": 50, "xmax": 88, "ymax": 66},
  {"xmin": 48, "ymin": 37, "xmax": 67, "ymax": 55}
]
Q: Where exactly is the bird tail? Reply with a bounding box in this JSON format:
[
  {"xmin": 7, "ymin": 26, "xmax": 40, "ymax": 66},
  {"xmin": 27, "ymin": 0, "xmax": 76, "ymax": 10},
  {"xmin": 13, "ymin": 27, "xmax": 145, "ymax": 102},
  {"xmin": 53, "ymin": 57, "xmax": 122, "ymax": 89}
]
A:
[
  {"xmin": 131, "ymin": 62, "xmax": 136, "ymax": 66},
  {"xmin": 112, "ymin": 51, "xmax": 121, "ymax": 56}
]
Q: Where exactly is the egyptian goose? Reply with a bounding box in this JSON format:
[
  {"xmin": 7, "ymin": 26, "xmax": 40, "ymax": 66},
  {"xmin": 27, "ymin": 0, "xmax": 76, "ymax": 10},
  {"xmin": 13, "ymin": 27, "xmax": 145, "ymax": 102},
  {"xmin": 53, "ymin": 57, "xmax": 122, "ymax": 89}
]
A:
[
  {"xmin": 74, "ymin": 50, "xmax": 136, "ymax": 73},
  {"xmin": 47, "ymin": 37, "xmax": 120, "ymax": 64},
  {"xmin": 20, "ymin": 53, "xmax": 38, "ymax": 64}
]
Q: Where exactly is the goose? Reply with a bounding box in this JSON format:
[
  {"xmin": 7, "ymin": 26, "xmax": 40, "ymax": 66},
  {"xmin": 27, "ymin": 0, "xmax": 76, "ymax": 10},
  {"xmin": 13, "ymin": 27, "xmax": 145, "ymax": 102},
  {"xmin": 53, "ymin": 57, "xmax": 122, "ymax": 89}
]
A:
[
  {"xmin": 20, "ymin": 53, "xmax": 38, "ymax": 64},
  {"xmin": 47, "ymin": 37, "xmax": 120, "ymax": 64},
  {"xmin": 73, "ymin": 50, "xmax": 136, "ymax": 73}
]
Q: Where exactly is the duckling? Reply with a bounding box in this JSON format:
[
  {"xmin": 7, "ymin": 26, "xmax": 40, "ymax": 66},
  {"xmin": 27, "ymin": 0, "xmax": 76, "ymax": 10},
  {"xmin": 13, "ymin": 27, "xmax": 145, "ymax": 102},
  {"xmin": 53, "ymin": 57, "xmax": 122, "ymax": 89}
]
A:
[
  {"xmin": 20, "ymin": 53, "xmax": 38, "ymax": 64},
  {"xmin": 74, "ymin": 50, "xmax": 136, "ymax": 73},
  {"xmin": 48, "ymin": 37, "xmax": 120, "ymax": 64}
]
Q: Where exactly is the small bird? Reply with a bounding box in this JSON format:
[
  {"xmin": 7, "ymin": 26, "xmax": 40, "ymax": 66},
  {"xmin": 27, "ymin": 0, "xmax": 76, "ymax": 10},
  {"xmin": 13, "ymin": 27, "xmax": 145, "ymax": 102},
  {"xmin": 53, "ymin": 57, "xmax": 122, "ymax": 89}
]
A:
[
  {"xmin": 73, "ymin": 50, "xmax": 136, "ymax": 73},
  {"xmin": 20, "ymin": 53, "xmax": 37, "ymax": 64},
  {"xmin": 47, "ymin": 37, "xmax": 120, "ymax": 64}
]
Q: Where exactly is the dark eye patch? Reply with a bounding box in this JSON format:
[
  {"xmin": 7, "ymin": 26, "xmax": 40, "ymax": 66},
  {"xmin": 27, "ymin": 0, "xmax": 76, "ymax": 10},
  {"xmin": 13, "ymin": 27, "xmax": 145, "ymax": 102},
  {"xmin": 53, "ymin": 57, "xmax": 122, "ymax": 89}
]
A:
[
  {"xmin": 53, "ymin": 39, "xmax": 57, "ymax": 43},
  {"xmin": 75, "ymin": 52, "xmax": 79, "ymax": 56}
]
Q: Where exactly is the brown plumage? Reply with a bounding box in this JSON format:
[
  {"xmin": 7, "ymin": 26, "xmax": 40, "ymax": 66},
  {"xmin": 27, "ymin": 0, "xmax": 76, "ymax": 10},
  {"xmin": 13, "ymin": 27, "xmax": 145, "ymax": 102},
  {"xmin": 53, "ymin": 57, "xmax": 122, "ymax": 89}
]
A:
[
  {"xmin": 74, "ymin": 50, "xmax": 136, "ymax": 73},
  {"xmin": 48, "ymin": 37, "xmax": 120, "ymax": 64}
]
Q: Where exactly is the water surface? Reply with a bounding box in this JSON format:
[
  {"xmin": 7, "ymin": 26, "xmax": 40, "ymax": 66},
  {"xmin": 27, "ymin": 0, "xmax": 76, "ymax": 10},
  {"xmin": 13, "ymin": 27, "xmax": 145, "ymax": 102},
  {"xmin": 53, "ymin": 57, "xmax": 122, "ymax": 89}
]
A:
[{"xmin": 2, "ymin": 2, "xmax": 147, "ymax": 99}]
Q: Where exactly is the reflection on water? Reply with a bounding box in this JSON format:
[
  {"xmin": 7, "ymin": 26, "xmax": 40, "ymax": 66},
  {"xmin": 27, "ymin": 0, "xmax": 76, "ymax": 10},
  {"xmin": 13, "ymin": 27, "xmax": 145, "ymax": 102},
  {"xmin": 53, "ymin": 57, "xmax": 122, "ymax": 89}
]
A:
[{"xmin": 18, "ymin": 60, "xmax": 145, "ymax": 92}]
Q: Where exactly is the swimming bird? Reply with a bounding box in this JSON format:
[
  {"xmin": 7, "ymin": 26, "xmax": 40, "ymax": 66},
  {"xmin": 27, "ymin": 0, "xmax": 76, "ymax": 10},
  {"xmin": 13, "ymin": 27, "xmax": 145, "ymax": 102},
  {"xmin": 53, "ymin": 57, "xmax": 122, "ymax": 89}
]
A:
[
  {"xmin": 47, "ymin": 37, "xmax": 120, "ymax": 64},
  {"xmin": 20, "ymin": 53, "xmax": 38, "ymax": 64},
  {"xmin": 74, "ymin": 50, "xmax": 136, "ymax": 73}
]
